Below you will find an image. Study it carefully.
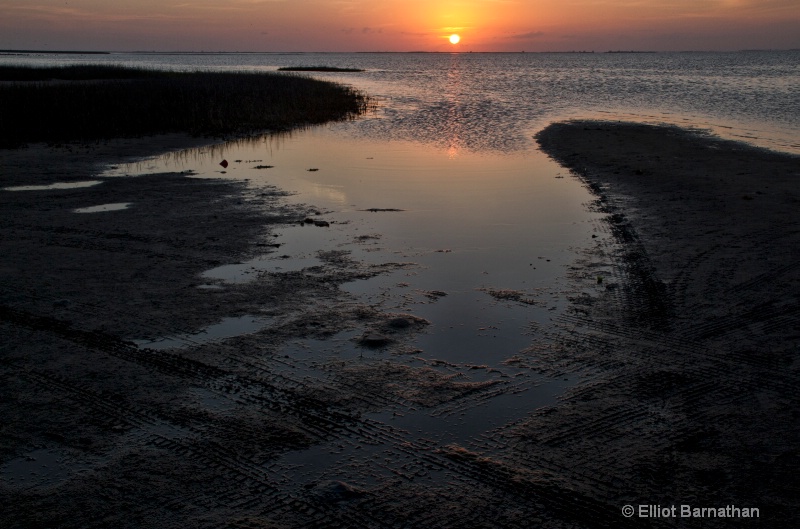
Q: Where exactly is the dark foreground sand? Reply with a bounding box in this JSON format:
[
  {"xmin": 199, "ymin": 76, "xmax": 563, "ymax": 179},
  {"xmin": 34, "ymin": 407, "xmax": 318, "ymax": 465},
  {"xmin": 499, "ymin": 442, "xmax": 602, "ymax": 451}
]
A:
[
  {"xmin": 530, "ymin": 121, "xmax": 800, "ymax": 526},
  {"xmin": 1, "ymin": 123, "xmax": 798, "ymax": 528}
]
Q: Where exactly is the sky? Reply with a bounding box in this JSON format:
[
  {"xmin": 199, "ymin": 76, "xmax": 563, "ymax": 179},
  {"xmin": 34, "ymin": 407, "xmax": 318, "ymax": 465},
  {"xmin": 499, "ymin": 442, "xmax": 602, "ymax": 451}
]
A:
[{"xmin": 1, "ymin": 0, "xmax": 798, "ymax": 52}]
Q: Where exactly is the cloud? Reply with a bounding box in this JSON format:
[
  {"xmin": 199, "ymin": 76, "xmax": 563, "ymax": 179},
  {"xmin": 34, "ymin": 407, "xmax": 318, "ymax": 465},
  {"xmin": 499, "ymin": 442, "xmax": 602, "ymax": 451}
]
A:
[
  {"xmin": 341, "ymin": 27, "xmax": 383, "ymax": 35},
  {"xmin": 4, "ymin": 3, "xmax": 189, "ymax": 22},
  {"xmin": 173, "ymin": 0, "xmax": 286, "ymax": 6},
  {"xmin": 566, "ymin": 0, "xmax": 799, "ymax": 19},
  {"xmin": 509, "ymin": 31, "xmax": 545, "ymax": 39}
]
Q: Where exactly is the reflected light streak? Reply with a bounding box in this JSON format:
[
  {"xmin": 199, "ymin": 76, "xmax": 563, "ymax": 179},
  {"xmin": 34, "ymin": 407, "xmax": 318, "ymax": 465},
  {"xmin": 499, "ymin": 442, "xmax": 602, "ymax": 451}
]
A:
[{"xmin": 445, "ymin": 54, "xmax": 464, "ymax": 159}]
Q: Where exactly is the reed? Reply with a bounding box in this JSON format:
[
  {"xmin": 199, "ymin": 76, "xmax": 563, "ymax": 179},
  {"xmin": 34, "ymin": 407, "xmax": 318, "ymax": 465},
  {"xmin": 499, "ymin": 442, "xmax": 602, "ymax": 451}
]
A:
[
  {"xmin": 277, "ymin": 66, "xmax": 364, "ymax": 72},
  {"xmin": 0, "ymin": 65, "xmax": 370, "ymax": 147}
]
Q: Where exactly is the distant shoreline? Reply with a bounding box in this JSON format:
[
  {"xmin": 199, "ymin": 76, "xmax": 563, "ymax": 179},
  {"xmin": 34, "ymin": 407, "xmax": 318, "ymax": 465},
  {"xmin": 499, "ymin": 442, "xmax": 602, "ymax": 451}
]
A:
[
  {"xmin": 0, "ymin": 49, "xmax": 110, "ymax": 55},
  {"xmin": 2, "ymin": 49, "xmax": 797, "ymax": 55}
]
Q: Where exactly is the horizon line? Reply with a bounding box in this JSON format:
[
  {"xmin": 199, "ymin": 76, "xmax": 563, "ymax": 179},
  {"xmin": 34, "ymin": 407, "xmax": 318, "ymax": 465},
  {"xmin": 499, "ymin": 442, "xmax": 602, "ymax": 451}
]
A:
[{"xmin": 2, "ymin": 48, "xmax": 798, "ymax": 55}]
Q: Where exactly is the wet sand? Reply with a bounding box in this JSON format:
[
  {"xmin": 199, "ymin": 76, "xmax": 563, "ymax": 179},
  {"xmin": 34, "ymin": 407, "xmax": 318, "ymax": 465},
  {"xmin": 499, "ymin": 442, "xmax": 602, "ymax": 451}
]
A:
[
  {"xmin": 1, "ymin": 123, "xmax": 799, "ymax": 528},
  {"xmin": 531, "ymin": 121, "xmax": 800, "ymax": 526}
]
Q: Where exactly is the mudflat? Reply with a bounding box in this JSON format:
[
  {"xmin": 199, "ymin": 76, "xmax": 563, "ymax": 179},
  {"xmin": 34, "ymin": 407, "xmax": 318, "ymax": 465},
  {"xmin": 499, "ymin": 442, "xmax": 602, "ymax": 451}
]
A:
[
  {"xmin": 530, "ymin": 121, "xmax": 800, "ymax": 526},
  {"xmin": 1, "ymin": 122, "xmax": 799, "ymax": 528}
]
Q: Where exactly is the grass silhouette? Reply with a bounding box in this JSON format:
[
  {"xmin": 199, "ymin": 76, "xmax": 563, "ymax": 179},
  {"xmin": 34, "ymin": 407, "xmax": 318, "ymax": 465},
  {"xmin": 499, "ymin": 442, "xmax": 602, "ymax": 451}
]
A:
[{"xmin": 0, "ymin": 65, "xmax": 369, "ymax": 147}]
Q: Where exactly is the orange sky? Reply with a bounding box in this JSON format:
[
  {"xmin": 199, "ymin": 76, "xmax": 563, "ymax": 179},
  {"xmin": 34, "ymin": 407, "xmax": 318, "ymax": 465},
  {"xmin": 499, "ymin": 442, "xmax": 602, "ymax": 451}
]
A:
[{"xmin": 1, "ymin": 0, "xmax": 798, "ymax": 52}]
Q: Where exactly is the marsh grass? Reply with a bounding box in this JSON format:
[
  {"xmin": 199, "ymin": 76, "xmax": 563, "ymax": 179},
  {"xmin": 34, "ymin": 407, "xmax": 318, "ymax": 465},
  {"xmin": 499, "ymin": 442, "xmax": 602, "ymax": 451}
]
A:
[
  {"xmin": 0, "ymin": 65, "xmax": 370, "ymax": 147},
  {"xmin": 277, "ymin": 66, "xmax": 364, "ymax": 72}
]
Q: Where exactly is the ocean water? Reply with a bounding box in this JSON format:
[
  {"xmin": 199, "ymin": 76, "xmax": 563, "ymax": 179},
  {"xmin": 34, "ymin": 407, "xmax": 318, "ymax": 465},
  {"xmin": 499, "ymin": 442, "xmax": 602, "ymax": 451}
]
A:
[
  {"xmin": 3, "ymin": 50, "xmax": 799, "ymax": 153},
  {"xmin": 5, "ymin": 51, "xmax": 799, "ymax": 447}
]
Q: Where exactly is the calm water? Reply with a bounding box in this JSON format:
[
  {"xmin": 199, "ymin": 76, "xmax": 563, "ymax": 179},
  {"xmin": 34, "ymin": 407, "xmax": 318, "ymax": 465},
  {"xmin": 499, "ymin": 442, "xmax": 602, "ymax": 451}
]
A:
[
  {"xmin": 3, "ymin": 50, "xmax": 799, "ymax": 153},
  {"xmin": 5, "ymin": 51, "xmax": 799, "ymax": 449}
]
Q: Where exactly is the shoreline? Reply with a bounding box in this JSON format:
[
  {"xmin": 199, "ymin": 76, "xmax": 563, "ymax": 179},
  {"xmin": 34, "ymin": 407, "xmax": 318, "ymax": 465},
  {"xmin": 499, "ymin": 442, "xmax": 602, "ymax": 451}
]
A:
[
  {"xmin": 0, "ymin": 134, "xmax": 223, "ymax": 187},
  {"xmin": 0, "ymin": 131, "xmax": 422, "ymax": 344},
  {"xmin": 536, "ymin": 120, "xmax": 799, "ymax": 337},
  {"xmin": 529, "ymin": 120, "xmax": 799, "ymax": 526},
  {"xmin": 1, "ymin": 121, "xmax": 798, "ymax": 527}
]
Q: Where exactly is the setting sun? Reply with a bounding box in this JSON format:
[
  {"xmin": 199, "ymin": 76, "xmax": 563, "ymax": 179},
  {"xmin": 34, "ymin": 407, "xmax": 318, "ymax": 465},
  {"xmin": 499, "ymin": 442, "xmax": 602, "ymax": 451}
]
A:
[{"xmin": 449, "ymin": 34, "xmax": 461, "ymax": 45}]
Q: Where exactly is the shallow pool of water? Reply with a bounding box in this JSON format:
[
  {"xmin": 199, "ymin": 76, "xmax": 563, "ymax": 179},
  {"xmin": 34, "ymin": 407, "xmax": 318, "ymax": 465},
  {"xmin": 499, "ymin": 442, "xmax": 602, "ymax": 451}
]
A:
[
  {"xmin": 136, "ymin": 314, "xmax": 274, "ymax": 350},
  {"xmin": 3, "ymin": 180, "xmax": 102, "ymax": 191},
  {"xmin": 74, "ymin": 202, "xmax": 131, "ymax": 213},
  {"xmin": 107, "ymin": 126, "xmax": 604, "ymax": 363},
  {"xmin": 104, "ymin": 125, "xmax": 608, "ymax": 461}
]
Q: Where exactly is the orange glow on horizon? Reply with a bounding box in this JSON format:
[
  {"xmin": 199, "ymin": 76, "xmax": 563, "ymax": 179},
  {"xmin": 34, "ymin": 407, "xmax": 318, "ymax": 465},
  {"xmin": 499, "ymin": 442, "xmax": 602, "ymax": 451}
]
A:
[{"xmin": 0, "ymin": 0, "xmax": 797, "ymax": 52}]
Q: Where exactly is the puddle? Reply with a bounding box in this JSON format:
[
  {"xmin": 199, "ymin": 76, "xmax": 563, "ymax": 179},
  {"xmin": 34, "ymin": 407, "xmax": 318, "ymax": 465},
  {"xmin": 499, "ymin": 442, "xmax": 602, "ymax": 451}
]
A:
[
  {"xmin": 203, "ymin": 254, "xmax": 321, "ymax": 284},
  {"xmin": 3, "ymin": 180, "xmax": 102, "ymax": 191},
  {"xmin": 108, "ymin": 125, "xmax": 608, "ymax": 482},
  {"xmin": 74, "ymin": 202, "xmax": 131, "ymax": 213},
  {"xmin": 135, "ymin": 315, "xmax": 273, "ymax": 350},
  {"xmin": 202, "ymin": 220, "xmax": 374, "ymax": 283}
]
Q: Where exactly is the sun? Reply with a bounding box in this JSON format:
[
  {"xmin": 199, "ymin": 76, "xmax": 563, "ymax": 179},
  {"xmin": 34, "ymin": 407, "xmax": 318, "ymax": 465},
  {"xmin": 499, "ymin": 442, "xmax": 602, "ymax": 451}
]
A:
[{"xmin": 449, "ymin": 34, "xmax": 461, "ymax": 45}]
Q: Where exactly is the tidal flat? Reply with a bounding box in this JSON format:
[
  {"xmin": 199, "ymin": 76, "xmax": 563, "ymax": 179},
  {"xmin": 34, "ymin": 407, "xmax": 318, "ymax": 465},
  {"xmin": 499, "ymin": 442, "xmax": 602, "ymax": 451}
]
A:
[{"xmin": 1, "ymin": 115, "xmax": 798, "ymax": 528}]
